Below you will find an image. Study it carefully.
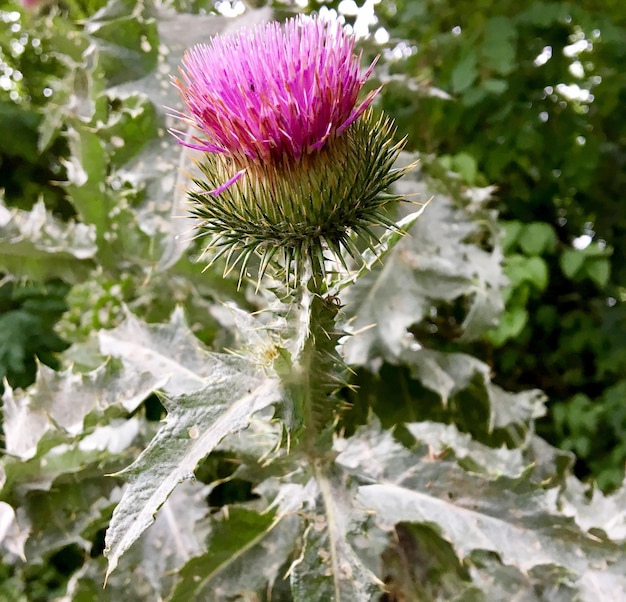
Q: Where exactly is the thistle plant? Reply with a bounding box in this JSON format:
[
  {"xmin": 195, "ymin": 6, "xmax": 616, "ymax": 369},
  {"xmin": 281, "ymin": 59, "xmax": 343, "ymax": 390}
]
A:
[
  {"xmin": 171, "ymin": 14, "xmax": 416, "ymax": 441},
  {"xmin": 6, "ymin": 6, "xmax": 625, "ymax": 600},
  {"xmin": 103, "ymin": 13, "xmax": 423, "ymax": 597}
]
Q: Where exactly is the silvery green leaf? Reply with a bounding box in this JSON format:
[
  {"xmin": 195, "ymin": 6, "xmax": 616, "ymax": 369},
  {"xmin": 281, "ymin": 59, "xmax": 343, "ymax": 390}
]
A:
[
  {"xmin": 2, "ymin": 361, "xmax": 159, "ymax": 460},
  {"xmin": 331, "ymin": 205, "xmax": 429, "ymax": 294},
  {"xmin": 398, "ymin": 346, "xmax": 546, "ymax": 431},
  {"xmin": 104, "ymin": 7, "xmax": 272, "ymax": 272},
  {"xmin": 98, "ymin": 307, "xmax": 213, "ymax": 396},
  {"xmin": 290, "ymin": 469, "xmax": 385, "ymax": 602},
  {"xmin": 0, "ymin": 501, "xmax": 29, "ymax": 560},
  {"xmin": 405, "ymin": 421, "xmax": 527, "ymax": 479},
  {"xmin": 0, "ymin": 198, "xmax": 96, "ymax": 283},
  {"xmin": 103, "ymin": 364, "xmax": 281, "ymax": 579},
  {"xmin": 342, "ymin": 421, "xmax": 626, "ymax": 596},
  {"xmin": 170, "ymin": 505, "xmax": 298, "ymax": 601},
  {"xmin": 341, "ymin": 168, "xmax": 504, "ymax": 366},
  {"xmin": 560, "ymin": 476, "xmax": 626, "ymax": 542}
]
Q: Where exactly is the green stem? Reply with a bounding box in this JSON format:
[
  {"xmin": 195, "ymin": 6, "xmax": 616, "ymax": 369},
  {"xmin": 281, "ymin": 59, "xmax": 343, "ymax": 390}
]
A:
[
  {"xmin": 313, "ymin": 458, "xmax": 342, "ymax": 601},
  {"xmin": 284, "ymin": 267, "xmax": 342, "ymax": 456},
  {"xmin": 293, "ymin": 270, "xmax": 317, "ymax": 453}
]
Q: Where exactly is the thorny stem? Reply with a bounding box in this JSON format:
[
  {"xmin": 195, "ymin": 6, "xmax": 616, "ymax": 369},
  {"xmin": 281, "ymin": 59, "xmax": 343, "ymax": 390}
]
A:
[
  {"xmin": 286, "ymin": 267, "xmax": 346, "ymax": 598},
  {"xmin": 285, "ymin": 264, "xmax": 341, "ymax": 457},
  {"xmin": 290, "ymin": 267, "xmax": 317, "ymax": 453},
  {"xmin": 313, "ymin": 458, "xmax": 343, "ymax": 601}
]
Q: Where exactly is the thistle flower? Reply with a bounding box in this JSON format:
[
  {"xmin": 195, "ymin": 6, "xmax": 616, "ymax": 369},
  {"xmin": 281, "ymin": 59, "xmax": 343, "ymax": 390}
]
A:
[{"xmin": 172, "ymin": 14, "xmax": 408, "ymax": 283}]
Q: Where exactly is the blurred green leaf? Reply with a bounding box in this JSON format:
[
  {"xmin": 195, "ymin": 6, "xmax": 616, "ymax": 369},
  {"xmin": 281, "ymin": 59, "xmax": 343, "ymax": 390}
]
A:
[
  {"xmin": 518, "ymin": 222, "xmax": 557, "ymax": 256},
  {"xmin": 560, "ymin": 248, "xmax": 586, "ymax": 279},
  {"xmin": 482, "ymin": 17, "xmax": 517, "ymax": 76},
  {"xmin": 585, "ymin": 258, "xmax": 610, "ymax": 288},
  {"xmin": 486, "ymin": 305, "xmax": 527, "ymax": 346},
  {"xmin": 451, "ymin": 50, "xmax": 478, "ymax": 94},
  {"xmin": 451, "ymin": 152, "xmax": 478, "ymax": 184},
  {"xmin": 85, "ymin": 0, "xmax": 158, "ymax": 85},
  {"xmin": 501, "ymin": 220, "xmax": 523, "ymax": 253}
]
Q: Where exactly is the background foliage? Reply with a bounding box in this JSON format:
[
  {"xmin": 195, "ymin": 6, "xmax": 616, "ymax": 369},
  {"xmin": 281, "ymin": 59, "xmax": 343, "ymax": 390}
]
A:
[{"xmin": 1, "ymin": 0, "xmax": 625, "ymax": 600}]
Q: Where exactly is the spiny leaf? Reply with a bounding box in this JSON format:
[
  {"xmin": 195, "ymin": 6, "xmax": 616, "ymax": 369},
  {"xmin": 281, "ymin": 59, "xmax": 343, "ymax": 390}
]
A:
[
  {"xmin": 132, "ymin": 481, "xmax": 211, "ymax": 599},
  {"xmin": 466, "ymin": 552, "xmax": 577, "ymax": 601},
  {"xmin": 339, "ymin": 422, "xmax": 626, "ymax": 595},
  {"xmin": 401, "ymin": 347, "xmax": 492, "ymax": 408},
  {"xmin": 359, "ymin": 481, "xmax": 626, "ymax": 593},
  {"xmin": 103, "ymin": 363, "xmax": 281, "ymax": 579},
  {"xmin": 561, "ymin": 476, "xmax": 626, "ymax": 542},
  {"xmin": 290, "ymin": 466, "xmax": 385, "ymax": 601},
  {"xmin": 399, "ymin": 346, "xmax": 546, "ymax": 431},
  {"xmin": 21, "ymin": 475, "xmax": 120, "ymax": 564},
  {"xmin": 103, "ymin": 8, "xmax": 273, "ymax": 272},
  {"xmin": 341, "ymin": 165, "xmax": 505, "ymax": 366},
  {"xmin": 0, "ymin": 501, "xmax": 28, "ymax": 560},
  {"xmin": 170, "ymin": 505, "xmax": 299, "ymax": 601},
  {"xmin": 2, "ymin": 361, "xmax": 161, "ymax": 460},
  {"xmin": 1, "ymin": 418, "xmax": 142, "ymax": 500},
  {"xmin": 98, "ymin": 307, "xmax": 215, "ymax": 396},
  {"xmin": 331, "ymin": 204, "xmax": 429, "ymax": 294},
  {"xmin": 0, "ymin": 198, "xmax": 96, "ymax": 282},
  {"xmin": 406, "ymin": 421, "xmax": 527, "ymax": 478}
]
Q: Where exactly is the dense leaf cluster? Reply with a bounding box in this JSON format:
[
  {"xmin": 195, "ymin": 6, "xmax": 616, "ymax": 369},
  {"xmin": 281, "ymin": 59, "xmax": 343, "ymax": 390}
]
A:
[{"xmin": 359, "ymin": 0, "xmax": 626, "ymax": 491}]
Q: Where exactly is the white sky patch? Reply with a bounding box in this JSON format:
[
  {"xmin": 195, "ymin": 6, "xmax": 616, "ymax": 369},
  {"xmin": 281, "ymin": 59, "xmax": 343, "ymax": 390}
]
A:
[
  {"xmin": 573, "ymin": 234, "xmax": 592, "ymax": 250},
  {"xmin": 569, "ymin": 60, "xmax": 584, "ymax": 78},
  {"xmin": 215, "ymin": 0, "xmax": 245, "ymax": 17},
  {"xmin": 564, "ymin": 38, "xmax": 591, "ymax": 57},
  {"xmin": 351, "ymin": 0, "xmax": 379, "ymax": 39},
  {"xmin": 319, "ymin": 6, "xmax": 340, "ymax": 23},
  {"xmin": 375, "ymin": 27, "xmax": 390, "ymax": 44},
  {"xmin": 338, "ymin": 0, "xmax": 359, "ymax": 16},
  {"xmin": 556, "ymin": 83, "xmax": 592, "ymax": 103},
  {"xmin": 534, "ymin": 46, "xmax": 552, "ymax": 67}
]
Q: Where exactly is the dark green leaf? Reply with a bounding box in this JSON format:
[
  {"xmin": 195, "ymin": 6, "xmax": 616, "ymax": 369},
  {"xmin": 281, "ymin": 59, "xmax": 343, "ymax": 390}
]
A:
[{"xmin": 482, "ymin": 17, "xmax": 517, "ymax": 76}]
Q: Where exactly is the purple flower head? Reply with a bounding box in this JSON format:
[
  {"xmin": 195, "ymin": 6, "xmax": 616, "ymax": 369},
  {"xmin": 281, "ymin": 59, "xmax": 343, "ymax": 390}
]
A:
[{"xmin": 172, "ymin": 15, "xmax": 379, "ymax": 191}]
